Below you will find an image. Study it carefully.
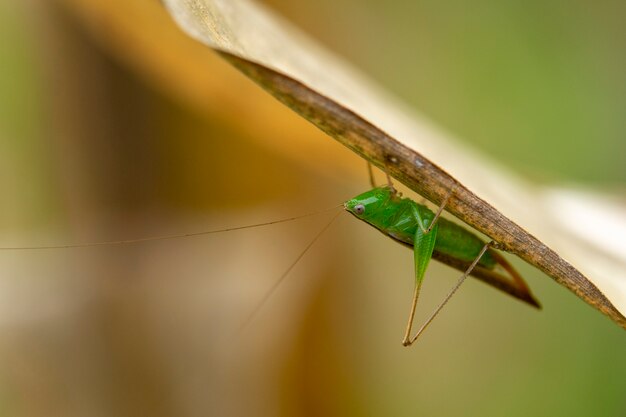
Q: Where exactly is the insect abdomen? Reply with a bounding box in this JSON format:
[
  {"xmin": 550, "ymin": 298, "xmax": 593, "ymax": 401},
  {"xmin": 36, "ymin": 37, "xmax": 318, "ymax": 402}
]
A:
[{"xmin": 433, "ymin": 218, "xmax": 496, "ymax": 268}]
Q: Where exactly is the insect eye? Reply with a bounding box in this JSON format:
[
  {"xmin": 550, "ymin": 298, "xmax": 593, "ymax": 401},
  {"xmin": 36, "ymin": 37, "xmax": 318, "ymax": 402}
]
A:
[{"xmin": 354, "ymin": 204, "xmax": 365, "ymax": 214}]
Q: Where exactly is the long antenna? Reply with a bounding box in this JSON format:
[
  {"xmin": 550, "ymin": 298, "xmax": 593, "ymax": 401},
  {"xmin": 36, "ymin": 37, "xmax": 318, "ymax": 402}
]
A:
[
  {"xmin": 0, "ymin": 204, "xmax": 344, "ymax": 251},
  {"xmin": 238, "ymin": 210, "xmax": 343, "ymax": 332}
]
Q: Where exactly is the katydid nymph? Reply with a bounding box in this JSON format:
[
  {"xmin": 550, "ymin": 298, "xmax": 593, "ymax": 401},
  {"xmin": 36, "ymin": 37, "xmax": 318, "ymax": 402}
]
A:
[
  {"xmin": 344, "ymin": 183, "xmax": 540, "ymax": 345},
  {"xmin": 0, "ymin": 177, "xmax": 539, "ymax": 345}
]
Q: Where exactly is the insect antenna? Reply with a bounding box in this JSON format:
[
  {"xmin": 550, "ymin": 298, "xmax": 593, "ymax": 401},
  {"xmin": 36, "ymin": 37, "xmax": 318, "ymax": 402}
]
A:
[
  {"xmin": 0, "ymin": 204, "xmax": 344, "ymax": 251},
  {"xmin": 238, "ymin": 209, "xmax": 343, "ymax": 333}
]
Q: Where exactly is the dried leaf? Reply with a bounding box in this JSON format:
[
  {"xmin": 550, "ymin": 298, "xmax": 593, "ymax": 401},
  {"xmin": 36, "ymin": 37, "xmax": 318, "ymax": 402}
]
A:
[{"xmin": 162, "ymin": 0, "xmax": 626, "ymax": 328}]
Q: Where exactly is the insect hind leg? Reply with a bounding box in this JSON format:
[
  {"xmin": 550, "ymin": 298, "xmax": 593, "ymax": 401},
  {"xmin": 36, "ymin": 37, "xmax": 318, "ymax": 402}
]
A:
[{"xmin": 403, "ymin": 241, "xmax": 493, "ymax": 346}]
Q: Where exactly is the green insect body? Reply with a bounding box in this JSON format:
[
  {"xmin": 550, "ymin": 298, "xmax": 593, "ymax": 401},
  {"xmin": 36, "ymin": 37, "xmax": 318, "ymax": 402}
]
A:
[
  {"xmin": 345, "ymin": 186, "xmax": 497, "ymax": 269},
  {"xmin": 344, "ymin": 185, "xmax": 539, "ymax": 344}
]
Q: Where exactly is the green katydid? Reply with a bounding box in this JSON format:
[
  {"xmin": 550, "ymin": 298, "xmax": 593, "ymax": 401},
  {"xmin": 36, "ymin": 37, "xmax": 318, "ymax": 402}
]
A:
[
  {"xmin": 0, "ymin": 173, "xmax": 539, "ymax": 344},
  {"xmin": 344, "ymin": 180, "xmax": 539, "ymax": 345},
  {"xmin": 236, "ymin": 173, "xmax": 540, "ymax": 342}
]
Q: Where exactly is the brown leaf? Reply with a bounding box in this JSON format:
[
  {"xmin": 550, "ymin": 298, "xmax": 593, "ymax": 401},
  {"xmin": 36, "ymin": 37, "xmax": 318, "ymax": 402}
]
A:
[{"xmin": 162, "ymin": 0, "xmax": 626, "ymax": 328}]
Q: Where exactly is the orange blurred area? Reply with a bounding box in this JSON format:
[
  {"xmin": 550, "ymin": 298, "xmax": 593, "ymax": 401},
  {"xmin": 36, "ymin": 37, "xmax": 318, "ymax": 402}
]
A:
[{"xmin": 0, "ymin": 1, "xmax": 624, "ymax": 417}]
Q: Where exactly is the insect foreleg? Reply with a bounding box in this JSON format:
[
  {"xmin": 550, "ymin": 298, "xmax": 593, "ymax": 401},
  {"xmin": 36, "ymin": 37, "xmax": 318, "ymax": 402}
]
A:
[
  {"xmin": 385, "ymin": 171, "xmax": 396, "ymax": 194},
  {"xmin": 367, "ymin": 162, "xmax": 377, "ymax": 188}
]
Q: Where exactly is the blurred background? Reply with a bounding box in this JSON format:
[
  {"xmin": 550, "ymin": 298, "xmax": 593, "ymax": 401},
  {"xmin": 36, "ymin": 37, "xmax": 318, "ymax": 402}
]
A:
[{"xmin": 1, "ymin": 0, "xmax": 625, "ymax": 416}]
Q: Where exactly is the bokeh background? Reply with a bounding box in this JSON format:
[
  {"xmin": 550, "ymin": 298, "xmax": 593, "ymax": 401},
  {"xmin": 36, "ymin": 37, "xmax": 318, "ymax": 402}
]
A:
[{"xmin": 1, "ymin": 1, "xmax": 625, "ymax": 416}]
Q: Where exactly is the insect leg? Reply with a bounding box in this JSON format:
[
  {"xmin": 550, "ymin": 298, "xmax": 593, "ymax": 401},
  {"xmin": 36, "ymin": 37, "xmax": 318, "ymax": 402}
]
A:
[
  {"xmin": 385, "ymin": 171, "xmax": 396, "ymax": 192},
  {"xmin": 425, "ymin": 185, "xmax": 456, "ymax": 233},
  {"xmin": 369, "ymin": 163, "xmax": 398, "ymax": 194},
  {"xmin": 404, "ymin": 241, "xmax": 493, "ymax": 346},
  {"xmin": 413, "ymin": 185, "xmax": 457, "ymax": 234},
  {"xmin": 402, "ymin": 223, "xmax": 438, "ymax": 346},
  {"xmin": 367, "ymin": 162, "xmax": 377, "ymax": 188}
]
